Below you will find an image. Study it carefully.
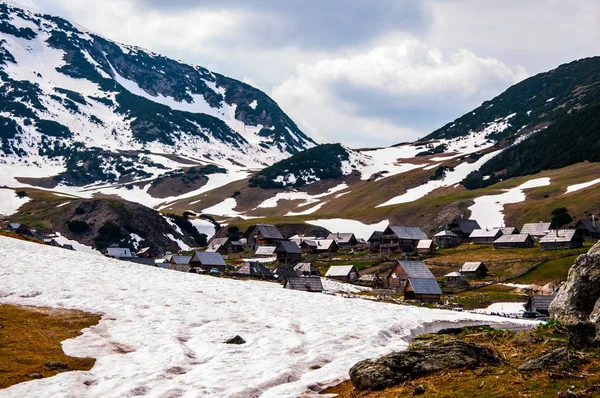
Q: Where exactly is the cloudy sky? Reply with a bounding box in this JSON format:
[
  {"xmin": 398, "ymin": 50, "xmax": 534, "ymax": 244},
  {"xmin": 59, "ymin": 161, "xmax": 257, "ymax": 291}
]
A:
[{"xmin": 18, "ymin": 0, "xmax": 600, "ymax": 147}]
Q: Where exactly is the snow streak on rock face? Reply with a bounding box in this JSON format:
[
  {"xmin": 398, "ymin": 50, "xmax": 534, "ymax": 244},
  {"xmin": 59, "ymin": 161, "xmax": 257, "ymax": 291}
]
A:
[
  {"xmin": 0, "ymin": 3, "xmax": 315, "ymax": 206},
  {"xmin": 0, "ymin": 236, "xmax": 533, "ymax": 397}
]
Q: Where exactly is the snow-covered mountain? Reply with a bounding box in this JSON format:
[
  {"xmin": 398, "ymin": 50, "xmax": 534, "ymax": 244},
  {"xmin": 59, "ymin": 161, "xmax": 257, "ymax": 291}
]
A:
[{"xmin": 0, "ymin": 2, "xmax": 315, "ymax": 206}]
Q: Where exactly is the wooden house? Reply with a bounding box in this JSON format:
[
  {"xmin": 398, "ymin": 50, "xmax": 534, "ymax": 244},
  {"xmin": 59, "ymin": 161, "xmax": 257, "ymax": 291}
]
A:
[
  {"xmin": 494, "ymin": 227, "xmax": 519, "ymax": 235},
  {"xmin": 284, "ymin": 276, "xmax": 324, "ymax": 293},
  {"xmin": 469, "ymin": 228, "xmax": 502, "ymax": 244},
  {"xmin": 168, "ymin": 255, "xmax": 193, "ymax": 272},
  {"xmin": 325, "ymin": 265, "xmax": 359, "ymax": 282},
  {"xmin": 248, "ymin": 224, "xmax": 284, "ymax": 250},
  {"xmin": 137, "ymin": 247, "xmax": 159, "ymax": 258},
  {"xmin": 8, "ymin": 223, "xmax": 33, "ymax": 236},
  {"xmin": 293, "ymin": 262, "xmax": 320, "ymax": 276},
  {"xmin": 417, "ymin": 239, "xmax": 434, "ymax": 254},
  {"xmin": 434, "ymin": 230, "xmax": 460, "ymax": 248},
  {"xmin": 380, "ymin": 225, "xmax": 427, "ymax": 254},
  {"xmin": 447, "ymin": 218, "xmax": 480, "ymax": 241},
  {"xmin": 190, "ymin": 251, "xmax": 227, "ymax": 273},
  {"xmin": 444, "ymin": 271, "xmax": 466, "ymax": 287},
  {"xmin": 275, "ymin": 241, "xmax": 302, "ymax": 265},
  {"xmin": 368, "ymin": 231, "xmax": 384, "ymax": 252},
  {"xmin": 327, "ymin": 233, "xmax": 358, "ymax": 249},
  {"xmin": 236, "ymin": 261, "xmax": 273, "ymax": 279},
  {"xmin": 574, "ymin": 216, "xmax": 600, "ymax": 241},
  {"xmin": 255, "ymin": 245, "xmax": 277, "ymax": 258},
  {"xmin": 120, "ymin": 257, "xmax": 156, "ymax": 266},
  {"xmin": 230, "ymin": 241, "xmax": 244, "ymax": 253},
  {"xmin": 300, "ymin": 239, "xmax": 338, "ymax": 254},
  {"xmin": 540, "ymin": 229, "xmax": 583, "ymax": 251},
  {"xmin": 525, "ymin": 293, "xmax": 557, "ymax": 316},
  {"xmin": 386, "ymin": 260, "xmax": 441, "ymax": 301},
  {"xmin": 205, "ymin": 237, "xmax": 230, "ymax": 255},
  {"xmin": 521, "ymin": 222, "xmax": 551, "ymax": 241},
  {"xmin": 459, "ymin": 262, "xmax": 488, "ymax": 278},
  {"xmin": 104, "ymin": 247, "xmax": 133, "ymax": 258},
  {"xmin": 493, "ymin": 233, "xmax": 534, "ymax": 249},
  {"xmin": 43, "ymin": 238, "xmax": 62, "ymax": 247}
]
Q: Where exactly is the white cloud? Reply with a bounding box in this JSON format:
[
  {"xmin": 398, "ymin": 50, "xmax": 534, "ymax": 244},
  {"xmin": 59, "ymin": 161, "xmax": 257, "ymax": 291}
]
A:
[{"xmin": 272, "ymin": 40, "xmax": 528, "ymax": 146}]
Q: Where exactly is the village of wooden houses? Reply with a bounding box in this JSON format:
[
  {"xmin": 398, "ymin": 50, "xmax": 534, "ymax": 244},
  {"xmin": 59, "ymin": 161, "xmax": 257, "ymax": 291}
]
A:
[{"xmin": 4, "ymin": 214, "xmax": 597, "ymax": 319}]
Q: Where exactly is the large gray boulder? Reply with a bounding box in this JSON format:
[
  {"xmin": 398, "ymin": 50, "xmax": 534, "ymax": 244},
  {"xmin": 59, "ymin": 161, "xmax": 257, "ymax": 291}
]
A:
[
  {"xmin": 349, "ymin": 340, "xmax": 498, "ymax": 391},
  {"xmin": 550, "ymin": 241, "xmax": 600, "ymax": 348}
]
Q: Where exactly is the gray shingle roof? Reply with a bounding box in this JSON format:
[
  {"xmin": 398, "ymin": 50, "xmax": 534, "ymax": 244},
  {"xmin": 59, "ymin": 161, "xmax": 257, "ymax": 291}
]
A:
[
  {"xmin": 206, "ymin": 238, "xmax": 229, "ymax": 252},
  {"xmin": 368, "ymin": 231, "xmax": 384, "ymax": 242},
  {"xmin": 521, "ymin": 222, "xmax": 551, "ymax": 237},
  {"xmin": 327, "ymin": 233, "xmax": 356, "ymax": 244},
  {"xmin": 540, "ymin": 229, "xmax": 579, "ymax": 243},
  {"xmin": 255, "ymin": 224, "xmax": 284, "ymax": 240},
  {"xmin": 120, "ymin": 257, "xmax": 156, "ymax": 266},
  {"xmin": 494, "ymin": 233, "xmax": 531, "ymax": 244},
  {"xmin": 171, "ymin": 255, "xmax": 192, "ymax": 265},
  {"xmin": 450, "ymin": 218, "xmax": 480, "ymax": 234},
  {"xmin": 386, "ymin": 226, "xmax": 427, "ymax": 240},
  {"xmin": 460, "ymin": 262, "xmax": 485, "ymax": 272},
  {"xmin": 576, "ymin": 219, "xmax": 600, "ymax": 233},
  {"xmin": 399, "ymin": 261, "xmax": 435, "ymax": 279},
  {"xmin": 237, "ymin": 261, "xmax": 273, "ymax": 278},
  {"xmin": 284, "ymin": 276, "xmax": 324, "ymax": 292},
  {"xmin": 255, "ymin": 246, "xmax": 277, "ymax": 256},
  {"xmin": 434, "ymin": 230, "xmax": 458, "ymax": 237},
  {"xmin": 293, "ymin": 262, "xmax": 318, "ymax": 274},
  {"xmin": 528, "ymin": 293, "xmax": 557, "ymax": 312},
  {"xmin": 106, "ymin": 248, "xmax": 133, "ymax": 258},
  {"xmin": 276, "ymin": 241, "xmax": 302, "ymax": 254},
  {"xmin": 407, "ymin": 278, "xmax": 443, "ymax": 295},
  {"xmin": 417, "ymin": 239, "xmax": 433, "ymax": 249},
  {"xmin": 192, "ymin": 252, "xmax": 226, "ymax": 266},
  {"xmin": 469, "ymin": 229, "xmax": 502, "ymax": 239},
  {"xmin": 325, "ymin": 265, "xmax": 356, "ymax": 277},
  {"xmin": 494, "ymin": 227, "xmax": 519, "ymax": 235}
]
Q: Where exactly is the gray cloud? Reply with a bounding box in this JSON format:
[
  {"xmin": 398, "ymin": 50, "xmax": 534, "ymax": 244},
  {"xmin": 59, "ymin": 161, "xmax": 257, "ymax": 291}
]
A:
[{"xmin": 137, "ymin": 0, "xmax": 433, "ymax": 49}]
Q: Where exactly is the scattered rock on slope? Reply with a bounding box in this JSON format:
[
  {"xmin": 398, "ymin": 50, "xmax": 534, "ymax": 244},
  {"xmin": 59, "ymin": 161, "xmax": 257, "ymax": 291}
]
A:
[
  {"xmin": 550, "ymin": 241, "xmax": 600, "ymax": 348},
  {"xmin": 349, "ymin": 340, "xmax": 498, "ymax": 391}
]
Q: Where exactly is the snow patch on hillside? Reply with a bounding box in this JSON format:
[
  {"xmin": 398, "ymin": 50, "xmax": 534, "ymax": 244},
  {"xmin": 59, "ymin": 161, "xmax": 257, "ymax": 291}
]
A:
[
  {"xmin": 565, "ymin": 178, "xmax": 600, "ymax": 194},
  {"xmin": 189, "ymin": 218, "xmax": 216, "ymax": 239},
  {"xmin": 0, "ymin": 189, "xmax": 30, "ymax": 216},
  {"xmin": 306, "ymin": 218, "xmax": 389, "ymax": 240},
  {"xmin": 0, "ymin": 237, "xmax": 532, "ymax": 397},
  {"xmin": 377, "ymin": 149, "xmax": 503, "ymax": 207},
  {"xmin": 468, "ymin": 177, "xmax": 551, "ymax": 229},
  {"xmin": 256, "ymin": 184, "xmax": 348, "ymax": 209}
]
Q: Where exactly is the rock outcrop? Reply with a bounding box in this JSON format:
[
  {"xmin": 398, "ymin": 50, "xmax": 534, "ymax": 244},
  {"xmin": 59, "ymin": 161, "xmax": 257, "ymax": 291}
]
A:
[
  {"xmin": 349, "ymin": 340, "xmax": 498, "ymax": 391},
  {"xmin": 549, "ymin": 242, "xmax": 600, "ymax": 348},
  {"xmin": 518, "ymin": 347, "xmax": 584, "ymax": 371}
]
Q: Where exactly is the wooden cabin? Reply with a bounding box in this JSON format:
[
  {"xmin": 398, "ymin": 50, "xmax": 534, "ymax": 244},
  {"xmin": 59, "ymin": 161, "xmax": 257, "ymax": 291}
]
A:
[
  {"xmin": 387, "ymin": 260, "xmax": 438, "ymax": 293},
  {"xmin": 284, "ymin": 276, "xmax": 324, "ymax": 293},
  {"xmin": 327, "ymin": 233, "xmax": 358, "ymax": 249},
  {"xmin": 255, "ymin": 245, "xmax": 277, "ymax": 258},
  {"xmin": 521, "ymin": 222, "xmax": 551, "ymax": 241},
  {"xmin": 275, "ymin": 241, "xmax": 302, "ymax": 265},
  {"xmin": 300, "ymin": 239, "xmax": 338, "ymax": 254},
  {"xmin": 325, "ymin": 265, "xmax": 359, "ymax": 282},
  {"xmin": 293, "ymin": 262, "xmax": 320, "ymax": 277},
  {"xmin": 574, "ymin": 217, "xmax": 600, "ymax": 241},
  {"xmin": 493, "ymin": 233, "xmax": 534, "ymax": 249},
  {"xmin": 469, "ymin": 228, "xmax": 502, "ymax": 244},
  {"xmin": 446, "ymin": 218, "xmax": 480, "ymax": 241},
  {"xmin": 205, "ymin": 237, "xmax": 231, "ymax": 255},
  {"xmin": 104, "ymin": 247, "xmax": 133, "ymax": 259},
  {"xmin": 417, "ymin": 239, "xmax": 434, "ymax": 254},
  {"xmin": 236, "ymin": 261, "xmax": 273, "ymax": 279},
  {"xmin": 434, "ymin": 230, "xmax": 460, "ymax": 248},
  {"xmin": 380, "ymin": 225, "xmax": 427, "ymax": 254},
  {"xmin": 248, "ymin": 224, "xmax": 284, "ymax": 250},
  {"xmin": 137, "ymin": 247, "xmax": 159, "ymax": 258},
  {"xmin": 368, "ymin": 231, "xmax": 384, "ymax": 252},
  {"xmin": 540, "ymin": 229, "xmax": 583, "ymax": 251},
  {"xmin": 459, "ymin": 262, "xmax": 488, "ymax": 278},
  {"xmin": 525, "ymin": 293, "xmax": 557, "ymax": 316},
  {"xmin": 444, "ymin": 271, "xmax": 466, "ymax": 287},
  {"xmin": 403, "ymin": 278, "xmax": 443, "ymax": 302},
  {"xmin": 190, "ymin": 251, "xmax": 227, "ymax": 273}
]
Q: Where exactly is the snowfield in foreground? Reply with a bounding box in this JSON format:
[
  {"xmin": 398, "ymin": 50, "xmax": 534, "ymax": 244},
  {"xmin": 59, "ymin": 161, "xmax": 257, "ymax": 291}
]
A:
[{"xmin": 0, "ymin": 237, "xmax": 533, "ymax": 397}]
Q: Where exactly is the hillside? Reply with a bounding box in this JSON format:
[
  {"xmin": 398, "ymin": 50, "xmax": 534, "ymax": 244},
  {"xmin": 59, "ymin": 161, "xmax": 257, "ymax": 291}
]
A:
[{"xmin": 0, "ymin": 3, "xmax": 315, "ymax": 207}]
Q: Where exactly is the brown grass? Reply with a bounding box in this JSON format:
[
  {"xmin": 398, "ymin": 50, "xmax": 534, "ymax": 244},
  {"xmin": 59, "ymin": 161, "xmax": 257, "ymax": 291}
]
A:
[
  {"xmin": 321, "ymin": 324, "xmax": 600, "ymax": 397},
  {"xmin": 0, "ymin": 304, "xmax": 100, "ymax": 389}
]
